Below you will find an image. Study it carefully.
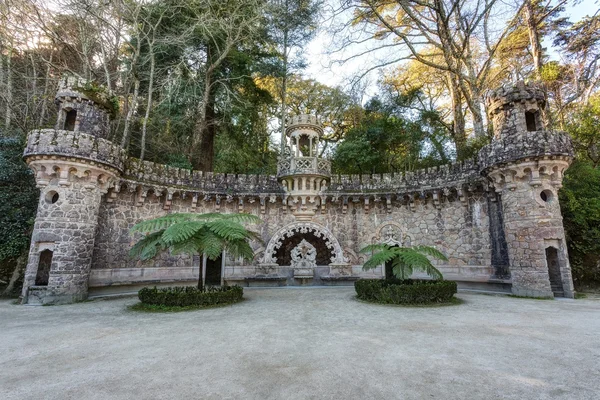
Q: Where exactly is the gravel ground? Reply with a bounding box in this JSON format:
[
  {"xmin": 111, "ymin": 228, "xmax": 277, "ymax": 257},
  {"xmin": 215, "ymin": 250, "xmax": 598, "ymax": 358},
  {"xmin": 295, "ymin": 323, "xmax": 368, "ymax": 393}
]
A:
[{"xmin": 1, "ymin": 287, "xmax": 599, "ymax": 400}]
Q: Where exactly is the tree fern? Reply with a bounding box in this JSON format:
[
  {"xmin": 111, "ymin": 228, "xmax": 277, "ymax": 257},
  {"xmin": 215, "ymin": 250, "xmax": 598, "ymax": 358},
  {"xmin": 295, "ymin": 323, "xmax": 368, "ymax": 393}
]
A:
[
  {"xmin": 360, "ymin": 244, "xmax": 447, "ymax": 280},
  {"xmin": 129, "ymin": 213, "xmax": 263, "ymax": 288}
]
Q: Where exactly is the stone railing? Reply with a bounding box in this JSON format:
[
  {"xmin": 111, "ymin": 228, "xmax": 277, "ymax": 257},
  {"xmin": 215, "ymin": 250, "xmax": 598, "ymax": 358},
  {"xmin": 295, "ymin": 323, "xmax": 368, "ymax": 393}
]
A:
[
  {"xmin": 23, "ymin": 129, "xmax": 126, "ymax": 172},
  {"xmin": 327, "ymin": 159, "xmax": 482, "ymax": 193},
  {"xmin": 478, "ymin": 130, "xmax": 574, "ymax": 172},
  {"xmin": 277, "ymin": 156, "xmax": 331, "ymax": 177},
  {"xmin": 124, "ymin": 158, "xmax": 283, "ymax": 193}
]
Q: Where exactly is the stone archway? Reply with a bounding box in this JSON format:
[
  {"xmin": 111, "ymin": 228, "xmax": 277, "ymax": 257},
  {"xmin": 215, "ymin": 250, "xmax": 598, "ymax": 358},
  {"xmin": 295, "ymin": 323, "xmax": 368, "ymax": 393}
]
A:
[{"xmin": 260, "ymin": 222, "xmax": 347, "ymax": 265}]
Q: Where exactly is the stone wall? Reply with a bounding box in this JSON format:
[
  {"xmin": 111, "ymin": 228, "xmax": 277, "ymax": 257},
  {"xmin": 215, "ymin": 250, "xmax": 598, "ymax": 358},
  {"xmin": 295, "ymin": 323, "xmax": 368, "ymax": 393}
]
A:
[{"xmin": 90, "ymin": 185, "xmax": 495, "ymax": 288}]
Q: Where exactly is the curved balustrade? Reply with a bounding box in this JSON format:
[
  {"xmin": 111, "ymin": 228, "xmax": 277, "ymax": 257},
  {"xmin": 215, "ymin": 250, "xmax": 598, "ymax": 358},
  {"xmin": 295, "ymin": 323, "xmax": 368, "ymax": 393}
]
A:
[{"xmin": 277, "ymin": 156, "xmax": 331, "ymax": 177}]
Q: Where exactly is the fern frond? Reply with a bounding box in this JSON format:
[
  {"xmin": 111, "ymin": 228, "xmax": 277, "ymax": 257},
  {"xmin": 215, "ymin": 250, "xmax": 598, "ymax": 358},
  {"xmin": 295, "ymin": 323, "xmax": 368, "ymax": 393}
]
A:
[
  {"xmin": 392, "ymin": 258, "xmax": 412, "ymax": 280},
  {"xmin": 412, "ymin": 245, "xmax": 448, "ymax": 261},
  {"xmin": 129, "ymin": 230, "xmax": 166, "ymax": 260},
  {"xmin": 207, "ymin": 219, "xmax": 250, "ymax": 241},
  {"xmin": 170, "ymin": 237, "xmax": 202, "ymax": 257},
  {"xmin": 196, "ymin": 230, "xmax": 226, "ymax": 260},
  {"xmin": 359, "ymin": 243, "xmax": 391, "ymax": 254},
  {"xmin": 396, "ymin": 249, "xmax": 443, "ymax": 279},
  {"xmin": 363, "ymin": 249, "xmax": 397, "ymax": 270},
  {"xmin": 130, "ymin": 213, "xmax": 193, "ymax": 233},
  {"xmin": 225, "ymin": 240, "xmax": 255, "ymax": 261},
  {"xmin": 161, "ymin": 221, "xmax": 206, "ymax": 245},
  {"xmin": 222, "ymin": 213, "xmax": 262, "ymax": 225}
]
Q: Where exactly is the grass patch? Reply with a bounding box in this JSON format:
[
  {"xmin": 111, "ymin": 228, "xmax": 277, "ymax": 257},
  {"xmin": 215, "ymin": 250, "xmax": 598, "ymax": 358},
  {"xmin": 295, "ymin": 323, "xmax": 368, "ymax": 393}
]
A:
[
  {"xmin": 507, "ymin": 294, "xmax": 554, "ymax": 300},
  {"xmin": 575, "ymin": 292, "xmax": 587, "ymax": 299},
  {"xmin": 355, "ymin": 295, "xmax": 464, "ymax": 308},
  {"xmin": 128, "ymin": 298, "xmax": 245, "ymax": 313}
]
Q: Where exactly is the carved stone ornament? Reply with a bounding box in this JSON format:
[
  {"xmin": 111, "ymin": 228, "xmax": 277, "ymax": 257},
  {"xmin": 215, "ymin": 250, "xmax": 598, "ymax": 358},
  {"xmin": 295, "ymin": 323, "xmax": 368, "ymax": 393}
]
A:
[
  {"xmin": 260, "ymin": 222, "xmax": 349, "ymax": 265},
  {"xmin": 291, "ymin": 239, "xmax": 317, "ymax": 269},
  {"xmin": 373, "ymin": 221, "xmax": 406, "ymax": 247}
]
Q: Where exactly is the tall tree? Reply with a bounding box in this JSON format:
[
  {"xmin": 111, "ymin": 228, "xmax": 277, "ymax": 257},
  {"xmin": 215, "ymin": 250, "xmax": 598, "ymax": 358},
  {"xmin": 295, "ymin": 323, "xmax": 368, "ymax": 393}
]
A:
[
  {"xmin": 331, "ymin": 0, "xmax": 525, "ymax": 137},
  {"xmin": 267, "ymin": 0, "xmax": 320, "ymax": 153}
]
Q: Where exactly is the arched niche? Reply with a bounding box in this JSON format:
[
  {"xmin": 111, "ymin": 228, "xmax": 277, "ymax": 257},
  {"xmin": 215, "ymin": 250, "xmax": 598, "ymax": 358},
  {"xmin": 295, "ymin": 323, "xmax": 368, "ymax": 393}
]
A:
[{"xmin": 261, "ymin": 222, "xmax": 347, "ymax": 265}]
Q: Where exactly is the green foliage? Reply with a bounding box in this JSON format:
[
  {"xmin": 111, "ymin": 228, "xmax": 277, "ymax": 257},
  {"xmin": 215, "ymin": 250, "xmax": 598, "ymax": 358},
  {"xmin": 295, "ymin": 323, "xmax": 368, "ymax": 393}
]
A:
[
  {"xmin": 332, "ymin": 96, "xmax": 451, "ymax": 174},
  {"xmin": 138, "ymin": 285, "xmax": 243, "ymax": 307},
  {"xmin": 355, "ymin": 279, "xmax": 457, "ymax": 305},
  {"xmin": 130, "ymin": 213, "xmax": 262, "ymax": 286},
  {"xmin": 565, "ymin": 96, "xmax": 600, "ymax": 167},
  {"xmin": 75, "ymin": 81, "xmax": 120, "ymax": 118},
  {"xmin": 559, "ymin": 160, "xmax": 600, "ymax": 285},
  {"xmin": 0, "ymin": 138, "xmax": 38, "ymax": 289},
  {"xmin": 360, "ymin": 244, "xmax": 447, "ymax": 280}
]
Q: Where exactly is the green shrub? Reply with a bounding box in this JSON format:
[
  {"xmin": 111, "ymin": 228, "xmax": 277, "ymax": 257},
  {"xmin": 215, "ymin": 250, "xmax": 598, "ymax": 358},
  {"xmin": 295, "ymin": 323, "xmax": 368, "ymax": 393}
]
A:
[
  {"xmin": 138, "ymin": 285, "xmax": 243, "ymax": 307},
  {"xmin": 355, "ymin": 279, "xmax": 457, "ymax": 305}
]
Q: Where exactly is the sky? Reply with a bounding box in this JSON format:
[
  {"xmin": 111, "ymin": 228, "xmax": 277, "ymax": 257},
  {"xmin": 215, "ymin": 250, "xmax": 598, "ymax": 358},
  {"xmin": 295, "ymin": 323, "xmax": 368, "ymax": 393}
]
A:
[{"xmin": 302, "ymin": 0, "xmax": 599, "ymax": 98}]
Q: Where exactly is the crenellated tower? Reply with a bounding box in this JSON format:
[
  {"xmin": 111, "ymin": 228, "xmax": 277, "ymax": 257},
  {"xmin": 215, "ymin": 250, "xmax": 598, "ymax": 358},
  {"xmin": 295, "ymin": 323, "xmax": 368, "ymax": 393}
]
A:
[
  {"xmin": 21, "ymin": 76, "xmax": 125, "ymax": 304},
  {"xmin": 277, "ymin": 115, "xmax": 331, "ymax": 221},
  {"xmin": 480, "ymin": 81, "xmax": 575, "ymax": 298}
]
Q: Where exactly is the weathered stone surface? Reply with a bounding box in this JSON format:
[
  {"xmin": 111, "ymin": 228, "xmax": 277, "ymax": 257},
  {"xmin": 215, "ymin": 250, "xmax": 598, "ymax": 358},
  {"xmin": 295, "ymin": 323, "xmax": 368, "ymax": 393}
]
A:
[{"xmin": 21, "ymin": 81, "xmax": 576, "ymax": 304}]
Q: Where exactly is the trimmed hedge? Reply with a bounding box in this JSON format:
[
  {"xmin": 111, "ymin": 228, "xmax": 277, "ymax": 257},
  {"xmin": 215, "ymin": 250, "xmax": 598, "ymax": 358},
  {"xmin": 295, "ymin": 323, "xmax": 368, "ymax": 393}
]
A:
[
  {"xmin": 138, "ymin": 285, "xmax": 243, "ymax": 307},
  {"xmin": 355, "ymin": 279, "xmax": 457, "ymax": 305}
]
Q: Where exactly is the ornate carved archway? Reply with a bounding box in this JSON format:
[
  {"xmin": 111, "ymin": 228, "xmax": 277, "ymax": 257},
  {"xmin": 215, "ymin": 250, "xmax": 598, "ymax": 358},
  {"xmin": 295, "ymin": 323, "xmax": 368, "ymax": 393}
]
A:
[{"xmin": 260, "ymin": 222, "xmax": 348, "ymax": 265}]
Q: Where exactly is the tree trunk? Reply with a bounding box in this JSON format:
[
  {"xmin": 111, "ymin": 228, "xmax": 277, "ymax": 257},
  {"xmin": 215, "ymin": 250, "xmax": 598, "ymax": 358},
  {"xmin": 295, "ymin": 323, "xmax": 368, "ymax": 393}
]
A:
[
  {"xmin": 280, "ymin": 29, "xmax": 288, "ymax": 154},
  {"xmin": 38, "ymin": 53, "xmax": 53, "ymax": 127},
  {"xmin": 5, "ymin": 49, "xmax": 12, "ymax": 130},
  {"xmin": 2, "ymin": 253, "xmax": 27, "ymax": 297},
  {"xmin": 121, "ymin": 78, "xmax": 140, "ymax": 149},
  {"xmin": 140, "ymin": 50, "xmax": 155, "ymax": 161},
  {"xmin": 524, "ymin": 0, "xmax": 543, "ymax": 77},
  {"xmin": 192, "ymin": 95, "xmax": 216, "ymax": 171},
  {"xmin": 448, "ymin": 73, "xmax": 467, "ymax": 158}
]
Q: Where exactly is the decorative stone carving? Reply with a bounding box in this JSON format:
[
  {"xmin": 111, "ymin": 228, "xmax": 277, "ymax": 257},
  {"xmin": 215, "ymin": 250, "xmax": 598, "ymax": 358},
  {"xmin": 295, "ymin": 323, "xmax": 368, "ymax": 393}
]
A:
[
  {"xmin": 261, "ymin": 222, "xmax": 349, "ymax": 265},
  {"xmin": 291, "ymin": 239, "xmax": 317, "ymax": 278},
  {"xmin": 373, "ymin": 221, "xmax": 405, "ymax": 247}
]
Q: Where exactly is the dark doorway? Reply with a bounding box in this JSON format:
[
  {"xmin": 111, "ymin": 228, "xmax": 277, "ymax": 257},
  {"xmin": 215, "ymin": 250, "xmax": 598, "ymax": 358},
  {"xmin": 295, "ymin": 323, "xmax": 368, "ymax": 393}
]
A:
[
  {"xmin": 385, "ymin": 259, "xmax": 394, "ymax": 280},
  {"xmin": 546, "ymin": 247, "xmax": 564, "ymax": 297},
  {"xmin": 35, "ymin": 250, "xmax": 52, "ymax": 286},
  {"xmin": 205, "ymin": 255, "xmax": 222, "ymax": 286},
  {"xmin": 525, "ymin": 111, "xmax": 537, "ymax": 132},
  {"xmin": 384, "ymin": 245, "xmax": 399, "ymax": 280},
  {"xmin": 64, "ymin": 110, "xmax": 77, "ymax": 131}
]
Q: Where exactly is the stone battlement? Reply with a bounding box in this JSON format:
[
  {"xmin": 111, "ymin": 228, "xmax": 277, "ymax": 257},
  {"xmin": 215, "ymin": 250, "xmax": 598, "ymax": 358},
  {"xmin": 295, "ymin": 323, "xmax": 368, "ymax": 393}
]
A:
[
  {"xmin": 329, "ymin": 159, "xmax": 481, "ymax": 193},
  {"xmin": 479, "ymin": 130, "xmax": 573, "ymax": 172},
  {"xmin": 24, "ymin": 129, "xmax": 126, "ymax": 172},
  {"xmin": 486, "ymin": 81, "xmax": 546, "ymax": 115},
  {"xmin": 285, "ymin": 114, "xmax": 323, "ymax": 136},
  {"xmin": 123, "ymin": 158, "xmax": 282, "ymax": 193}
]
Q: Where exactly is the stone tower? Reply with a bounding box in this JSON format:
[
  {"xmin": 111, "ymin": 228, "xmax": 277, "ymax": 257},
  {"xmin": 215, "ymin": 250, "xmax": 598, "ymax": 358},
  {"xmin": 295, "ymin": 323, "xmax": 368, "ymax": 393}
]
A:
[
  {"xmin": 21, "ymin": 76, "xmax": 125, "ymax": 304},
  {"xmin": 480, "ymin": 81, "xmax": 575, "ymax": 298},
  {"xmin": 277, "ymin": 115, "xmax": 331, "ymax": 221}
]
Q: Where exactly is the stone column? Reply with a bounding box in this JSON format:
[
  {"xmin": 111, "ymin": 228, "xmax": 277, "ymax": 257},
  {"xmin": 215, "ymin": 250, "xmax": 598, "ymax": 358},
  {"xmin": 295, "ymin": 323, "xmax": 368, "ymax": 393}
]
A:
[
  {"xmin": 22, "ymin": 158, "xmax": 118, "ymax": 304},
  {"xmin": 488, "ymin": 157, "xmax": 575, "ymax": 298}
]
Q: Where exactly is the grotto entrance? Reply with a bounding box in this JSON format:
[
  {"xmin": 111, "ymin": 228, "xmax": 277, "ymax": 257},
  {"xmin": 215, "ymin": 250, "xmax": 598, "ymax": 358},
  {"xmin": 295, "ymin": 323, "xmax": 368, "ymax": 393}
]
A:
[{"xmin": 275, "ymin": 231, "xmax": 334, "ymax": 266}]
